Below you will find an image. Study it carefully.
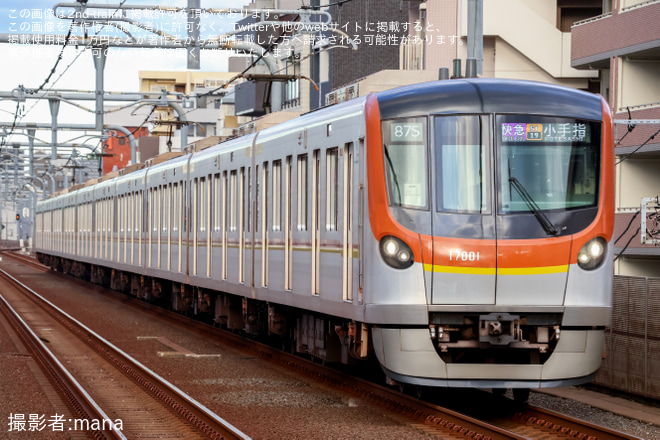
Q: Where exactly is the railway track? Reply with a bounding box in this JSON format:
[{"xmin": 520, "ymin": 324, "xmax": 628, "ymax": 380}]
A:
[
  {"xmin": 0, "ymin": 255, "xmax": 249, "ymax": 440},
  {"xmin": 1, "ymin": 251, "xmax": 648, "ymax": 439}
]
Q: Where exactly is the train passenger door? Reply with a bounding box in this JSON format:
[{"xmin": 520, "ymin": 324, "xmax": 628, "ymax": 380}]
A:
[
  {"xmin": 311, "ymin": 151, "xmax": 320, "ymax": 295},
  {"xmin": 342, "ymin": 142, "xmax": 355, "ymax": 303},
  {"xmin": 225, "ymin": 169, "xmax": 242, "ymax": 284},
  {"xmin": 291, "ymin": 153, "xmax": 311, "ymax": 296},
  {"xmin": 430, "ymin": 115, "xmax": 497, "ymax": 305},
  {"xmin": 170, "ymin": 182, "xmax": 182, "ymax": 273}
]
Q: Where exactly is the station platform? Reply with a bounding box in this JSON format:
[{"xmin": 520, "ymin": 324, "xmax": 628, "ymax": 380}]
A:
[{"xmin": 539, "ymin": 386, "xmax": 660, "ymax": 426}]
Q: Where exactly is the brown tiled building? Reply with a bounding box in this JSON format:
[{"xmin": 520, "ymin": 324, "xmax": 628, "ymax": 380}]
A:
[{"xmin": 572, "ymin": 0, "xmax": 660, "ymax": 276}]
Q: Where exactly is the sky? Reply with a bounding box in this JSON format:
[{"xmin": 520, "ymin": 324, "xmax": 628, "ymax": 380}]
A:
[{"xmin": 0, "ymin": 0, "xmax": 251, "ymax": 141}]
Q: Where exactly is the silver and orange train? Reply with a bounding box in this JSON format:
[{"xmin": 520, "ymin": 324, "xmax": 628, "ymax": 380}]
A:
[{"xmin": 36, "ymin": 79, "xmax": 614, "ymax": 397}]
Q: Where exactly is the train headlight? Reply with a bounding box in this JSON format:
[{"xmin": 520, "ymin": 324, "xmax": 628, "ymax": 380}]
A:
[
  {"xmin": 379, "ymin": 235, "xmax": 414, "ymax": 269},
  {"xmin": 577, "ymin": 237, "xmax": 607, "ymax": 271}
]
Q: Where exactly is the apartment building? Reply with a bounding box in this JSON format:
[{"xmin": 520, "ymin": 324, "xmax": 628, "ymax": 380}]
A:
[
  {"xmin": 397, "ymin": 0, "xmax": 599, "ymax": 87},
  {"xmin": 572, "ymin": 0, "xmax": 660, "ymax": 276}
]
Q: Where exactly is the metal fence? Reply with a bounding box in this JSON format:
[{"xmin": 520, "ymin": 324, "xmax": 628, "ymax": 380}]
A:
[{"xmin": 594, "ymin": 275, "xmax": 660, "ymax": 400}]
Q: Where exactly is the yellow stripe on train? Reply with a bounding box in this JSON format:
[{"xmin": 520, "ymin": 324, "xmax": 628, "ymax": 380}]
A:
[{"xmin": 423, "ymin": 264, "xmax": 568, "ymax": 275}]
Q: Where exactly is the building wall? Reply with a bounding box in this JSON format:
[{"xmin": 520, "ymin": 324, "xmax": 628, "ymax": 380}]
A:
[
  {"xmin": 418, "ymin": 0, "xmax": 460, "ymax": 72},
  {"xmin": 616, "ymin": 259, "xmax": 660, "ymax": 277},
  {"xmin": 401, "ymin": 0, "xmax": 596, "ymax": 86},
  {"xmin": 329, "ymin": 0, "xmax": 408, "ymax": 88},
  {"xmin": 616, "ymin": 159, "xmax": 660, "ymax": 209},
  {"xmin": 571, "ymin": 1, "xmax": 660, "ymax": 275},
  {"xmin": 617, "ymin": 58, "xmax": 660, "ymax": 110}
]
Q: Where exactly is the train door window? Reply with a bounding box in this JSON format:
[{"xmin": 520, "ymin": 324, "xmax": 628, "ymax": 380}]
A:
[
  {"xmin": 162, "ymin": 185, "xmax": 166, "ymax": 237},
  {"xmin": 173, "ymin": 183, "xmax": 179, "ymax": 233},
  {"xmin": 326, "ymin": 148, "xmax": 339, "ymax": 231},
  {"xmin": 182, "ymin": 181, "xmax": 188, "ymax": 233},
  {"xmin": 382, "ymin": 117, "xmax": 429, "ymax": 209},
  {"xmin": 229, "ymin": 170, "xmax": 237, "ymax": 232},
  {"xmin": 213, "ymin": 175, "xmax": 220, "ymax": 232},
  {"xmin": 255, "ymin": 165, "xmax": 260, "ymax": 233},
  {"xmin": 311, "ymin": 149, "xmax": 321, "ymax": 295},
  {"xmin": 297, "ymin": 154, "xmax": 308, "ymax": 231},
  {"xmin": 434, "ymin": 115, "xmax": 489, "ymax": 213},
  {"xmin": 272, "ymin": 160, "xmax": 282, "ymax": 231},
  {"xmin": 200, "ymin": 177, "xmax": 207, "ymax": 233}
]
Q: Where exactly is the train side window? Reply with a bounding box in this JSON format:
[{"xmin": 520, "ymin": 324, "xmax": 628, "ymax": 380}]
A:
[
  {"xmin": 381, "ymin": 118, "xmax": 428, "ymax": 209},
  {"xmin": 326, "ymin": 148, "xmax": 339, "ymax": 231},
  {"xmin": 297, "ymin": 154, "xmax": 308, "ymax": 231},
  {"xmin": 272, "ymin": 160, "xmax": 282, "ymax": 231}
]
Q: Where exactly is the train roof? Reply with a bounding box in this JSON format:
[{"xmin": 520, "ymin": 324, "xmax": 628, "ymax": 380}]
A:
[{"xmin": 375, "ymin": 78, "xmax": 603, "ymax": 121}]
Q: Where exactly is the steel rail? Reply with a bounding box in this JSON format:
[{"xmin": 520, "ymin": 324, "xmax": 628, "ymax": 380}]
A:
[
  {"xmin": 0, "ymin": 270, "xmax": 126, "ymax": 440},
  {"xmin": 0, "ymin": 264, "xmax": 250, "ymax": 440}
]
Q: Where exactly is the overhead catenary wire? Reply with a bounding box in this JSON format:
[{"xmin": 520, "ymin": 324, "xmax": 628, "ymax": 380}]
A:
[
  {"xmin": 615, "ymin": 126, "xmax": 660, "ymax": 165},
  {"xmin": 614, "ymin": 210, "xmax": 640, "ymax": 244},
  {"xmin": 5, "ymin": 0, "xmax": 131, "ymax": 140},
  {"xmin": 613, "ymin": 227, "xmax": 641, "ymax": 262}
]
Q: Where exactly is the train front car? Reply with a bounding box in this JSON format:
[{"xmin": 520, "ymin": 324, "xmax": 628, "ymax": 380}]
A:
[{"xmin": 365, "ymin": 79, "xmax": 614, "ymax": 394}]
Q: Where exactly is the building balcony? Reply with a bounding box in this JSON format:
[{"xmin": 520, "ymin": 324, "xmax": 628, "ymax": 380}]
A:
[{"xmin": 571, "ymin": 1, "xmax": 660, "ymax": 69}]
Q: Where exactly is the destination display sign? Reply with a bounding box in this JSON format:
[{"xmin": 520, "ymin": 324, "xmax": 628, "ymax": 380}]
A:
[{"xmin": 501, "ymin": 122, "xmax": 591, "ymax": 143}]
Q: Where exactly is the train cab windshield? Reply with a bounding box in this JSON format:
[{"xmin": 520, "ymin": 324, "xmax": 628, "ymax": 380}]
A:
[
  {"xmin": 497, "ymin": 116, "xmax": 601, "ymax": 214},
  {"xmin": 382, "ymin": 118, "xmax": 429, "ymax": 209},
  {"xmin": 382, "ymin": 114, "xmax": 601, "ymax": 222}
]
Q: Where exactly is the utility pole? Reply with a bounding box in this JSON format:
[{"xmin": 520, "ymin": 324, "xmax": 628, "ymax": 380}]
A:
[
  {"xmin": 467, "ymin": 0, "xmax": 484, "ymax": 76},
  {"xmin": 188, "ymin": 0, "xmax": 201, "ymax": 70}
]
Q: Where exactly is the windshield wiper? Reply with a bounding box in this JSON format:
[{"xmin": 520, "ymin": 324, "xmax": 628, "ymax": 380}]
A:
[
  {"xmin": 383, "ymin": 146, "xmax": 402, "ymax": 205},
  {"xmin": 508, "ymin": 177, "xmax": 558, "ymax": 235}
]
